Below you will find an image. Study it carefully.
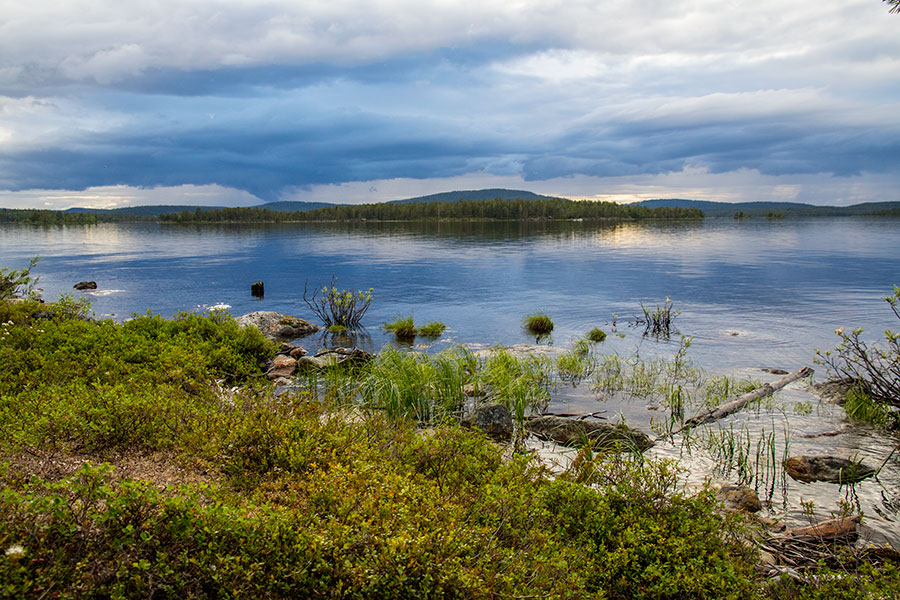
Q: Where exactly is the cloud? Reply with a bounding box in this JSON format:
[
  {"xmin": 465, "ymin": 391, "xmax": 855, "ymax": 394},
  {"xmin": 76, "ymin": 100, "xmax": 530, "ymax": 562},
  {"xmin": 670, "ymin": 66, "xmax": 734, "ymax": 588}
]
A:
[{"xmin": 0, "ymin": 0, "xmax": 898, "ymax": 205}]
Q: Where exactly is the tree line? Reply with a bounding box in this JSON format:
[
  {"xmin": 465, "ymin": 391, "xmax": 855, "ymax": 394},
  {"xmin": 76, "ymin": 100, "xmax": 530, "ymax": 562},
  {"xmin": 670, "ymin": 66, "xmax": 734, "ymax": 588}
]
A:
[
  {"xmin": 0, "ymin": 209, "xmax": 154, "ymax": 225},
  {"xmin": 159, "ymin": 197, "xmax": 705, "ymax": 223}
]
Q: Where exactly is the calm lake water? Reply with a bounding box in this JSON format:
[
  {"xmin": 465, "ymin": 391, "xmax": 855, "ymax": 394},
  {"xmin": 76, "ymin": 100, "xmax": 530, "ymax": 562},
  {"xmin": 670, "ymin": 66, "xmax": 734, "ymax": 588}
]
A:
[
  {"xmin": 3, "ymin": 217, "xmax": 900, "ymax": 541},
  {"xmin": 2, "ymin": 217, "xmax": 898, "ymax": 370}
]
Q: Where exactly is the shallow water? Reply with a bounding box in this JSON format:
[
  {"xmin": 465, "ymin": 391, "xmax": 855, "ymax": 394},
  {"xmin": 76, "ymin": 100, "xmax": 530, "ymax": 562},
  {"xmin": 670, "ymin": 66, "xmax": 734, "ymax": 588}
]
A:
[{"xmin": 3, "ymin": 216, "xmax": 899, "ymax": 541}]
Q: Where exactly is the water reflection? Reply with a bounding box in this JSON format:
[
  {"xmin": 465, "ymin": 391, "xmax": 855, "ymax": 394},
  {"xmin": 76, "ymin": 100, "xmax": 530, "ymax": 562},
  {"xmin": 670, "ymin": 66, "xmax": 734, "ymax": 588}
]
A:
[{"xmin": 2, "ymin": 218, "xmax": 898, "ymax": 370}]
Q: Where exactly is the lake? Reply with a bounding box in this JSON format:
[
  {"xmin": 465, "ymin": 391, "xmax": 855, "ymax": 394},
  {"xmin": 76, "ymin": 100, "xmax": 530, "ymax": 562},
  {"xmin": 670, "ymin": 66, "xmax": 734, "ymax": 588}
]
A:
[
  {"xmin": 3, "ymin": 216, "xmax": 900, "ymax": 542},
  {"xmin": 3, "ymin": 217, "xmax": 898, "ymax": 370}
]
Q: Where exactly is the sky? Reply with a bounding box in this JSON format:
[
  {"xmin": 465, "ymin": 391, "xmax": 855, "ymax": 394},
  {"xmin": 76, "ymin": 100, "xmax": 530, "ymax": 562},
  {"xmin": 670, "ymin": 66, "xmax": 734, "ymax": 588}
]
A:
[{"xmin": 1, "ymin": 0, "xmax": 898, "ymax": 209}]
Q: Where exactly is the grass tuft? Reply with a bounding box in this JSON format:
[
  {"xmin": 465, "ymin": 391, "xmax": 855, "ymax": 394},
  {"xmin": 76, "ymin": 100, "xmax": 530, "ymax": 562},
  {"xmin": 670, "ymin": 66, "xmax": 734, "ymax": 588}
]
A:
[
  {"xmin": 523, "ymin": 313, "xmax": 554, "ymax": 335},
  {"xmin": 384, "ymin": 316, "xmax": 417, "ymax": 341},
  {"xmin": 586, "ymin": 327, "xmax": 607, "ymax": 342},
  {"xmin": 418, "ymin": 321, "xmax": 447, "ymax": 337}
]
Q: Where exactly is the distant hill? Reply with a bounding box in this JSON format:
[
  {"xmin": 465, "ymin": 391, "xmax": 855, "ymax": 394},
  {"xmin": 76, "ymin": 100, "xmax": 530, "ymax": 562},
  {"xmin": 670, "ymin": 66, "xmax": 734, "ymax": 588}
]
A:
[
  {"xmin": 632, "ymin": 199, "xmax": 900, "ymax": 217},
  {"xmin": 58, "ymin": 191, "xmax": 550, "ymax": 216},
  {"xmin": 259, "ymin": 201, "xmax": 337, "ymax": 212},
  {"xmin": 389, "ymin": 189, "xmax": 558, "ymax": 204}
]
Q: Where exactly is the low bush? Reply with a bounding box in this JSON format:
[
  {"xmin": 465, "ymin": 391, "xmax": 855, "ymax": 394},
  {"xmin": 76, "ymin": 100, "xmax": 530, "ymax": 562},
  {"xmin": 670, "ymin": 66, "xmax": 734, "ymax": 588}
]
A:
[
  {"xmin": 815, "ymin": 286, "xmax": 900, "ymax": 413},
  {"xmin": 303, "ymin": 275, "xmax": 373, "ymax": 329},
  {"xmin": 0, "ymin": 256, "xmax": 39, "ymax": 301}
]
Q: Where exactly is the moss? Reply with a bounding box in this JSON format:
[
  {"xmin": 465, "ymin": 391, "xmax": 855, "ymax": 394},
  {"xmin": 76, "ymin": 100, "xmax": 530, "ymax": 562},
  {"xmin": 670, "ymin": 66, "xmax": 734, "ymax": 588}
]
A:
[{"xmin": 326, "ymin": 324, "xmax": 348, "ymax": 334}]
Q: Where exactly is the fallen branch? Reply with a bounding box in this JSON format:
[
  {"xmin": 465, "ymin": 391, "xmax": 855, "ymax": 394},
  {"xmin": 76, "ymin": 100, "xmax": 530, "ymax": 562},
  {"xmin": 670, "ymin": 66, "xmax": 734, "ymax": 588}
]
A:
[
  {"xmin": 669, "ymin": 366, "xmax": 813, "ymax": 436},
  {"xmin": 537, "ymin": 410, "xmax": 607, "ymax": 420}
]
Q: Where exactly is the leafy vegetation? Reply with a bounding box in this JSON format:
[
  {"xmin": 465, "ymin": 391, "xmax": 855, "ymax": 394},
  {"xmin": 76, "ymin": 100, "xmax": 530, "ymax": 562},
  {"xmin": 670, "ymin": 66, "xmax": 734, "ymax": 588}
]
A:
[
  {"xmin": 815, "ymin": 286, "xmax": 900, "ymax": 415},
  {"xmin": 1, "ymin": 291, "xmax": 898, "ymax": 598},
  {"xmin": 0, "ymin": 256, "xmax": 40, "ymax": 301},
  {"xmin": 303, "ymin": 275, "xmax": 373, "ymax": 329}
]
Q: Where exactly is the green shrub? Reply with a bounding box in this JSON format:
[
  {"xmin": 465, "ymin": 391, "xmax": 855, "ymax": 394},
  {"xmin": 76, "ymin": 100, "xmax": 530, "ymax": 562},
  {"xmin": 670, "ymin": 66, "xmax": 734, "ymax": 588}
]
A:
[
  {"xmin": 0, "ymin": 305, "xmax": 275, "ymax": 453},
  {"xmin": 0, "ymin": 256, "xmax": 39, "ymax": 300},
  {"xmin": 523, "ymin": 313, "xmax": 554, "ymax": 335},
  {"xmin": 587, "ymin": 327, "xmax": 607, "ymax": 342},
  {"xmin": 303, "ymin": 275, "xmax": 373, "ymax": 329},
  {"xmin": 815, "ymin": 286, "xmax": 900, "ymax": 412}
]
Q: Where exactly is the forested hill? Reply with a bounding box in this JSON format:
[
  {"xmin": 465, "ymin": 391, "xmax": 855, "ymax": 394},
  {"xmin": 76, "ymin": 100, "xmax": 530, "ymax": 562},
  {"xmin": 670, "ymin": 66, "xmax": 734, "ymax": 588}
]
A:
[
  {"xmin": 633, "ymin": 199, "xmax": 900, "ymax": 217},
  {"xmin": 388, "ymin": 189, "xmax": 557, "ymax": 204},
  {"xmin": 159, "ymin": 197, "xmax": 704, "ymax": 222}
]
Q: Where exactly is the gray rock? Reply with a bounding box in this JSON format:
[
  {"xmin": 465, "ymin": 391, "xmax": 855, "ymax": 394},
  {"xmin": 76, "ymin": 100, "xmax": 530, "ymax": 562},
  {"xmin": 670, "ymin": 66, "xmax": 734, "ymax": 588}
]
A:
[
  {"xmin": 783, "ymin": 455, "xmax": 876, "ymax": 484},
  {"xmin": 468, "ymin": 403, "xmax": 513, "ymax": 440},
  {"xmin": 526, "ymin": 416, "xmax": 654, "ymax": 451},
  {"xmin": 236, "ymin": 311, "xmax": 320, "ymax": 341},
  {"xmin": 73, "ymin": 281, "xmax": 97, "ymax": 290}
]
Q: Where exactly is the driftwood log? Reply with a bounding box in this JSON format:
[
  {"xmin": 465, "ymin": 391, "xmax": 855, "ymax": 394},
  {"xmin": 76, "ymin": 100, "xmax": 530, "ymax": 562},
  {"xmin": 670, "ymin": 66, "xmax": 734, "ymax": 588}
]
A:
[{"xmin": 667, "ymin": 366, "xmax": 813, "ymax": 436}]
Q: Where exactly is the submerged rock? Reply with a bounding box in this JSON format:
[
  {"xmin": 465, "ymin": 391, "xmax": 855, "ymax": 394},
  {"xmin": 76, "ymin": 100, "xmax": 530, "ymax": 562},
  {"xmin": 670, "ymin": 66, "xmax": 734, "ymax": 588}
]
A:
[
  {"xmin": 809, "ymin": 378, "xmax": 858, "ymax": 404},
  {"xmin": 716, "ymin": 484, "xmax": 761, "ymax": 513},
  {"xmin": 465, "ymin": 403, "xmax": 513, "ymax": 441},
  {"xmin": 236, "ymin": 311, "xmax": 320, "ymax": 341},
  {"xmin": 526, "ymin": 416, "xmax": 654, "ymax": 451},
  {"xmin": 783, "ymin": 455, "xmax": 876, "ymax": 484},
  {"xmin": 296, "ymin": 347, "xmax": 374, "ymax": 371}
]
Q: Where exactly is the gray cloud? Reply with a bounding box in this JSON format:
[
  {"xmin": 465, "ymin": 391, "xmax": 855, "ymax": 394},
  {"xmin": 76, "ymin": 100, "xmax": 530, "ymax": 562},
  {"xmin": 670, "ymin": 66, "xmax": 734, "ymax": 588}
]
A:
[{"xmin": 1, "ymin": 0, "xmax": 899, "ymax": 205}]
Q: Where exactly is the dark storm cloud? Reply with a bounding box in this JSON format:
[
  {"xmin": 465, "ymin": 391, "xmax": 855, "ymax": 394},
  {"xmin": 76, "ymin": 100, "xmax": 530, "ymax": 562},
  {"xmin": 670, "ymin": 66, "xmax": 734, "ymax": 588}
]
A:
[{"xmin": 1, "ymin": 0, "xmax": 899, "ymax": 205}]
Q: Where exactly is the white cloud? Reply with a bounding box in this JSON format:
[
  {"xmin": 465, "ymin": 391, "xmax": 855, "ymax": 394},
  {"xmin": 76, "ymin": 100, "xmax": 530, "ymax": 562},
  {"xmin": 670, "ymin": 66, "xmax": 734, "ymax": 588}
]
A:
[
  {"xmin": 0, "ymin": 184, "xmax": 261, "ymax": 210},
  {"xmin": 1, "ymin": 0, "xmax": 895, "ymax": 86},
  {"xmin": 279, "ymin": 167, "xmax": 900, "ymax": 207}
]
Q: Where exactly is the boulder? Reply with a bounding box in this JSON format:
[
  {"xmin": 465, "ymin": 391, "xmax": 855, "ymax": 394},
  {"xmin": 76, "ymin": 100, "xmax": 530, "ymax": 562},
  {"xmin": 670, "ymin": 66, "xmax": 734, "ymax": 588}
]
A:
[
  {"xmin": 267, "ymin": 355, "xmax": 297, "ymax": 379},
  {"xmin": 236, "ymin": 311, "xmax": 320, "ymax": 341},
  {"xmin": 73, "ymin": 281, "xmax": 97, "ymax": 290},
  {"xmin": 289, "ymin": 346, "xmax": 308, "ymax": 359},
  {"xmin": 297, "ymin": 355, "xmax": 332, "ymax": 370},
  {"xmin": 526, "ymin": 416, "xmax": 654, "ymax": 451},
  {"xmin": 716, "ymin": 484, "xmax": 762, "ymax": 513},
  {"xmin": 467, "ymin": 403, "xmax": 513, "ymax": 441},
  {"xmin": 251, "ymin": 280, "xmax": 264, "ymax": 298},
  {"xmin": 783, "ymin": 455, "xmax": 876, "ymax": 484}
]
